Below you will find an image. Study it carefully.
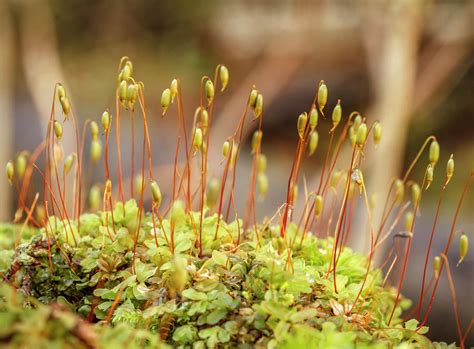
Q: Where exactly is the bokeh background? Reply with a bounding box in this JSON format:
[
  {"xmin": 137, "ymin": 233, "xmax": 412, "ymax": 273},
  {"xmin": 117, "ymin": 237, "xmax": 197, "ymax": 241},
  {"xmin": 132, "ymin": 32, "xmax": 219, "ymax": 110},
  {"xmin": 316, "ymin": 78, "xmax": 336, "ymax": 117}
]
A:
[{"xmin": 0, "ymin": 0, "xmax": 473, "ymax": 345}]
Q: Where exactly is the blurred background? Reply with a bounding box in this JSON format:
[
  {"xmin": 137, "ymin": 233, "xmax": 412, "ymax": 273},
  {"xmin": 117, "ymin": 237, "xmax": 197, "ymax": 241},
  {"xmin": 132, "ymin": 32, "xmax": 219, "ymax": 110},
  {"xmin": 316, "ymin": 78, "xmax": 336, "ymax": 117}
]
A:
[{"xmin": 0, "ymin": 0, "xmax": 473, "ymax": 345}]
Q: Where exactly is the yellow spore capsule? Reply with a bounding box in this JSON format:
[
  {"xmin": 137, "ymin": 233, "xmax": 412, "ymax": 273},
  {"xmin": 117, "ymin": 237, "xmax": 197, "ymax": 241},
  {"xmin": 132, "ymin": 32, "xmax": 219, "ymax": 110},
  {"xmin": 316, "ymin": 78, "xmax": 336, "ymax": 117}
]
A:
[
  {"xmin": 219, "ymin": 65, "xmax": 229, "ymax": 92},
  {"xmin": 429, "ymin": 140, "xmax": 440, "ymax": 166},
  {"xmin": 257, "ymin": 154, "xmax": 267, "ymax": 174},
  {"xmin": 433, "ymin": 256, "xmax": 441, "ymax": 277},
  {"xmin": 404, "ymin": 211, "xmax": 414, "ymax": 231},
  {"xmin": 297, "ymin": 112, "xmax": 308, "ymax": 139},
  {"xmin": 353, "ymin": 115, "xmax": 362, "ymax": 132},
  {"xmin": 458, "ymin": 233, "xmax": 468, "ymax": 266},
  {"xmin": 53, "ymin": 144, "xmax": 63, "ymax": 163},
  {"xmin": 356, "ymin": 123, "xmax": 368, "ymax": 146},
  {"xmin": 411, "ymin": 183, "xmax": 421, "ymax": 207},
  {"xmin": 348, "ymin": 126, "xmax": 356, "ymax": 147},
  {"xmin": 150, "ymin": 180, "xmax": 162, "ymax": 209},
  {"xmin": 257, "ymin": 173, "xmax": 268, "ymax": 200},
  {"xmin": 15, "ymin": 154, "xmax": 27, "ymax": 180},
  {"xmin": 90, "ymin": 121, "xmax": 99, "ymax": 140},
  {"xmin": 206, "ymin": 178, "xmax": 220, "ymax": 209},
  {"xmin": 64, "ymin": 153, "xmax": 76, "ymax": 176},
  {"xmin": 330, "ymin": 170, "xmax": 342, "ymax": 188},
  {"xmin": 314, "ymin": 195, "xmax": 324, "ymax": 218},
  {"xmin": 53, "ymin": 121, "xmax": 63, "ymax": 140},
  {"xmin": 90, "ymin": 139, "xmax": 102, "ymax": 163},
  {"xmin": 101, "ymin": 111, "xmax": 111, "ymax": 133},
  {"xmin": 134, "ymin": 174, "xmax": 144, "ymax": 196},
  {"xmin": 126, "ymin": 83, "xmax": 138, "ymax": 110},
  {"xmin": 308, "ymin": 130, "xmax": 319, "ymax": 156},
  {"xmin": 317, "ymin": 82, "xmax": 328, "ymax": 111},
  {"xmin": 5, "ymin": 161, "xmax": 14, "ymax": 185},
  {"xmin": 205, "ymin": 79, "xmax": 215, "ymax": 105},
  {"xmin": 193, "ymin": 128, "xmax": 203, "ymax": 152},
  {"xmin": 373, "ymin": 122, "xmax": 382, "ymax": 145},
  {"xmin": 59, "ymin": 96, "xmax": 71, "ymax": 116},
  {"xmin": 161, "ymin": 88, "xmax": 171, "ymax": 115},
  {"xmin": 89, "ymin": 185, "xmax": 101, "ymax": 211},
  {"xmin": 170, "ymin": 79, "xmax": 178, "ymax": 103},
  {"xmin": 309, "ymin": 107, "xmax": 318, "ymax": 130},
  {"xmin": 254, "ymin": 93, "xmax": 264, "ymax": 118},
  {"xmin": 332, "ymin": 100, "xmax": 342, "ymax": 128},
  {"xmin": 120, "ymin": 64, "xmax": 131, "ymax": 82},
  {"xmin": 425, "ymin": 164, "xmax": 434, "ymax": 190},
  {"xmin": 394, "ymin": 179, "xmax": 404, "ymax": 204},
  {"xmin": 118, "ymin": 80, "xmax": 127, "ymax": 106},
  {"xmin": 446, "ymin": 154, "xmax": 454, "ymax": 183}
]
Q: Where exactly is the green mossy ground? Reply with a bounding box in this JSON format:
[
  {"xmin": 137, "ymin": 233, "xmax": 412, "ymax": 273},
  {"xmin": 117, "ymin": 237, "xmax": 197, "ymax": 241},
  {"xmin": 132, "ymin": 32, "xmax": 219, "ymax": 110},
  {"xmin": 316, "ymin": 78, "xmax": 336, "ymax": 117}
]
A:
[{"xmin": 0, "ymin": 200, "xmax": 454, "ymax": 348}]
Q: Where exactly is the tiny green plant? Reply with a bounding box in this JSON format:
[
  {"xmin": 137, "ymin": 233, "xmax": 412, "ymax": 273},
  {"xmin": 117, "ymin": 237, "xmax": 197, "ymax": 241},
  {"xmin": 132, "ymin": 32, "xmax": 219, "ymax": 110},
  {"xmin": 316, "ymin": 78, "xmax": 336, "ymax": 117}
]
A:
[{"xmin": 0, "ymin": 57, "xmax": 472, "ymax": 349}]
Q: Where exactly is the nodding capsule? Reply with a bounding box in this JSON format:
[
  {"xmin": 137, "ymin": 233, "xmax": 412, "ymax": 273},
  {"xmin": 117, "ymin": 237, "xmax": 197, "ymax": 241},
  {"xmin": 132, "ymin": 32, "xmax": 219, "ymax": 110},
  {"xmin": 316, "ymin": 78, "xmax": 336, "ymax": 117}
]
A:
[
  {"xmin": 200, "ymin": 108, "xmax": 209, "ymax": 134},
  {"xmin": 5, "ymin": 161, "xmax": 14, "ymax": 185},
  {"xmin": 433, "ymin": 256, "xmax": 441, "ymax": 277},
  {"xmin": 120, "ymin": 64, "xmax": 131, "ymax": 82},
  {"xmin": 446, "ymin": 154, "xmax": 454, "ymax": 183},
  {"xmin": 126, "ymin": 83, "xmax": 138, "ymax": 110},
  {"xmin": 356, "ymin": 123, "xmax": 368, "ymax": 146},
  {"xmin": 205, "ymin": 79, "xmax": 215, "ymax": 105},
  {"xmin": 90, "ymin": 121, "xmax": 99, "ymax": 140},
  {"xmin": 206, "ymin": 178, "xmax": 220, "ymax": 209},
  {"xmin": 257, "ymin": 154, "xmax": 267, "ymax": 174},
  {"xmin": 332, "ymin": 100, "xmax": 342, "ymax": 128},
  {"xmin": 411, "ymin": 183, "xmax": 421, "ymax": 207},
  {"xmin": 257, "ymin": 173, "xmax": 268, "ymax": 199},
  {"xmin": 297, "ymin": 112, "xmax": 308, "ymax": 139},
  {"xmin": 15, "ymin": 154, "xmax": 27, "ymax": 180},
  {"xmin": 222, "ymin": 140, "xmax": 230, "ymax": 159},
  {"xmin": 309, "ymin": 107, "xmax": 318, "ymax": 130},
  {"xmin": 458, "ymin": 233, "xmax": 468, "ymax": 266},
  {"xmin": 170, "ymin": 79, "xmax": 178, "ymax": 103},
  {"xmin": 219, "ymin": 65, "xmax": 229, "ymax": 92},
  {"xmin": 314, "ymin": 195, "xmax": 324, "ymax": 218},
  {"xmin": 348, "ymin": 126, "xmax": 356, "ymax": 147},
  {"xmin": 54, "ymin": 121, "xmax": 63, "ymax": 140},
  {"xmin": 317, "ymin": 82, "xmax": 328, "ymax": 111},
  {"xmin": 353, "ymin": 115, "xmax": 362, "ymax": 132},
  {"xmin": 118, "ymin": 80, "xmax": 127, "ymax": 106},
  {"xmin": 249, "ymin": 88, "xmax": 258, "ymax": 110},
  {"xmin": 404, "ymin": 211, "xmax": 414, "ymax": 231},
  {"xmin": 373, "ymin": 122, "xmax": 382, "ymax": 145},
  {"xmin": 308, "ymin": 131, "xmax": 319, "ymax": 156},
  {"xmin": 59, "ymin": 96, "xmax": 71, "ymax": 116},
  {"xmin": 150, "ymin": 180, "xmax": 162, "ymax": 209},
  {"xmin": 254, "ymin": 93, "xmax": 264, "ymax": 117},
  {"xmin": 425, "ymin": 164, "xmax": 434, "ymax": 190},
  {"xmin": 90, "ymin": 139, "xmax": 102, "ymax": 163},
  {"xmin": 429, "ymin": 140, "xmax": 440, "ymax": 166},
  {"xmin": 101, "ymin": 111, "xmax": 111, "ymax": 133},
  {"xmin": 161, "ymin": 88, "xmax": 171, "ymax": 114},
  {"xmin": 192, "ymin": 128, "xmax": 203, "ymax": 152},
  {"xmin": 57, "ymin": 84, "xmax": 66, "ymax": 99},
  {"xmin": 64, "ymin": 153, "xmax": 76, "ymax": 176},
  {"xmin": 330, "ymin": 170, "xmax": 342, "ymax": 188},
  {"xmin": 251, "ymin": 130, "xmax": 263, "ymax": 154},
  {"xmin": 394, "ymin": 179, "xmax": 404, "ymax": 204}
]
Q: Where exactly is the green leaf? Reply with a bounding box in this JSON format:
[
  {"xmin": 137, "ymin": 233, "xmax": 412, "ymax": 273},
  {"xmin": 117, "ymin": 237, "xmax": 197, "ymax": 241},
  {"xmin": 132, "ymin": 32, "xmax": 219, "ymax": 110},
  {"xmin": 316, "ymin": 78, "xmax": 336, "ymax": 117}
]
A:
[
  {"xmin": 206, "ymin": 308, "xmax": 227, "ymax": 325},
  {"xmin": 182, "ymin": 288, "xmax": 207, "ymax": 301}
]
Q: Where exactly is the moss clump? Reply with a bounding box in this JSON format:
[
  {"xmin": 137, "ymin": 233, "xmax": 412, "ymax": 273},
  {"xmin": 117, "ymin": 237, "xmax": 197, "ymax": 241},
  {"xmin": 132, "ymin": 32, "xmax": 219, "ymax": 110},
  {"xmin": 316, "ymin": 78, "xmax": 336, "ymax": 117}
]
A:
[{"xmin": 1, "ymin": 200, "xmax": 435, "ymax": 348}]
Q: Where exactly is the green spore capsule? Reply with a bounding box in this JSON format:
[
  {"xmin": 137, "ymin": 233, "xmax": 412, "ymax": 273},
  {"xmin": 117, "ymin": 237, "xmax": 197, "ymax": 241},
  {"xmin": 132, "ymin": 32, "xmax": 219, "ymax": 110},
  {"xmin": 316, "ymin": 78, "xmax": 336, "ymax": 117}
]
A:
[
  {"xmin": 373, "ymin": 122, "xmax": 382, "ymax": 145},
  {"xmin": 411, "ymin": 183, "xmax": 421, "ymax": 207},
  {"xmin": 314, "ymin": 195, "xmax": 324, "ymax": 218},
  {"xmin": 205, "ymin": 79, "xmax": 215, "ymax": 105},
  {"xmin": 458, "ymin": 233, "xmax": 468, "ymax": 266},
  {"xmin": 170, "ymin": 79, "xmax": 178, "ymax": 103},
  {"xmin": 161, "ymin": 88, "xmax": 171, "ymax": 115},
  {"xmin": 254, "ymin": 93, "xmax": 264, "ymax": 118},
  {"xmin": 251, "ymin": 130, "xmax": 263, "ymax": 154},
  {"xmin": 257, "ymin": 173, "xmax": 268, "ymax": 200},
  {"xmin": 121, "ymin": 64, "xmax": 131, "ymax": 82},
  {"xmin": 222, "ymin": 140, "xmax": 230, "ymax": 159},
  {"xmin": 57, "ymin": 84, "xmax": 66, "ymax": 99},
  {"xmin": 200, "ymin": 108, "xmax": 209, "ymax": 134},
  {"xmin": 433, "ymin": 256, "xmax": 441, "ymax": 277},
  {"xmin": 257, "ymin": 154, "xmax": 267, "ymax": 174},
  {"xmin": 206, "ymin": 178, "xmax": 220, "ymax": 209},
  {"xmin": 429, "ymin": 140, "xmax": 440, "ymax": 166},
  {"xmin": 64, "ymin": 153, "xmax": 76, "ymax": 176},
  {"xmin": 5, "ymin": 161, "xmax": 14, "ymax": 185},
  {"xmin": 349, "ymin": 126, "xmax": 356, "ymax": 147},
  {"xmin": 249, "ymin": 88, "xmax": 258, "ymax": 110},
  {"xmin": 308, "ymin": 130, "xmax": 319, "ymax": 156},
  {"xmin": 127, "ymin": 83, "xmax": 138, "ymax": 110},
  {"xmin": 219, "ymin": 65, "xmax": 229, "ymax": 92},
  {"xmin": 394, "ymin": 179, "xmax": 404, "ymax": 204},
  {"xmin": 90, "ymin": 139, "xmax": 102, "ymax": 163},
  {"xmin": 297, "ymin": 112, "xmax": 308, "ymax": 139},
  {"xmin": 90, "ymin": 121, "xmax": 99, "ymax": 140},
  {"xmin": 332, "ymin": 100, "xmax": 342, "ymax": 128},
  {"xmin": 150, "ymin": 180, "xmax": 162, "ymax": 209},
  {"xmin": 89, "ymin": 185, "xmax": 101, "ymax": 211},
  {"xmin": 356, "ymin": 123, "xmax": 368, "ymax": 146},
  {"xmin": 353, "ymin": 115, "xmax": 362, "ymax": 132},
  {"xmin": 446, "ymin": 154, "xmax": 454, "ymax": 183},
  {"xmin": 317, "ymin": 81, "xmax": 328, "ymax": 111},
  {"xmin": 425, "ymin": 164, "xmax": 434, "ymax": 190},
  {"xmin": 59, "ymin": 96, "xmax": 71, "ymax": 116},
  {"xmin": 309, "ymin": 107, "xmax": 318, "ymax": 130},
  {"xmin": 404, "ymin": 211, "xmax": 414, "ymax": 231},
  {"xmin": 193, "ymin": 128, "xmax": 203, "ymax": 152},
  {"xmin": 134, "ymin": 174, "xmax": 144, "ymax": 197},
  {"xmin": 118, "ymin": 80, "xmax": 127, "ymax": 106},
  {"xmin": 53, "ymin": 120, "xmax": 63, "ymax": 140},
  {"xmin": 101, "ymin": 111, "xmax": 111, "ymax": 133},
  {"xmin": 330, "ymin": 170, "xmax": 342, "ymax": 188},
  {"xmin": 15, "ymin": 154, "xmax": 27, "ymax": 180}
]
